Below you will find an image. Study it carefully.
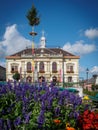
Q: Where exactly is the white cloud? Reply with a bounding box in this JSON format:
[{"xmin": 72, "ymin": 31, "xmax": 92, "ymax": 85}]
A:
[
  {"xmin": 84, "ymin": 28, "xmax": 98, "ymax": 39},
  {"xmin": 0, "ymin": 24, "xmax": 32, "ymax": 58},
  {"xmin": 90, "ymin": 66, "xmax": 98, "ymax": 74},
  {"xmin": 62, "ymin": 40, "xmax": 96, "ymax": 55}
]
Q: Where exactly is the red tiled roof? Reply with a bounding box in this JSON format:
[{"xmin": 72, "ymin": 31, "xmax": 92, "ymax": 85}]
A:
[
  {"xmin": 10, "ymin": 48, "xmax": 75, "ymax": 56},
  {"xmin": 6, "ymin": 47, "xmax": 80, "ymax": 59}
]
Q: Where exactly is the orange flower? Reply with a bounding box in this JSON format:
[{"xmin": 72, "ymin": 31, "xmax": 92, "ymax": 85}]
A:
[
  {"xmin": 66, "ymin": 127, "xmax": 75, "ymax": 130},
  {"xmin": 66, "ymin": 123, "xmax": 75, "ymax": 130},
  {"xmin": 53, "ymin": 119, "xmax": 61, "ymax": 125}
]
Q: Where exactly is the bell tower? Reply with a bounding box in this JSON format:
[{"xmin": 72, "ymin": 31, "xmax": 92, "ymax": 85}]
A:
[{"xmin": 40, "ymin": 31, "xmax": 46, "ymax": 48}]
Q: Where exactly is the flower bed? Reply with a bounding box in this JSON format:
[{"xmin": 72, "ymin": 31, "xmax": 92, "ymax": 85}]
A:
[
  {"xmin": 78, "ymin": 109, "xmax": 98, "ymax": 130},
  {"xmin": 0, "ymin": 82, "xmax": 97, "ymax": 130}
]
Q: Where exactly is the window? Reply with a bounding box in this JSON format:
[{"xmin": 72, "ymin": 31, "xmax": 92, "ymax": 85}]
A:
[
  {"xmin": 52, "ymin": 62, "xmax": 57, "ymax": 73},
  {"xmin": 11, "ymin": 63, "xmax": 18, "ymax": 73},
  {"xmin": 27, "ymin": 62, "xmax": 32, "ymax": 72},
  {"xmin": 39, "ymin": 62, "xmax": 44, "ymax": 73},
  {"xmin": 68, "ymin": 76, "xmax": 72, "ymax": 82},
  {"xmin": 66, "ymin": 63, "xmax": 74, "ymax": 73}
]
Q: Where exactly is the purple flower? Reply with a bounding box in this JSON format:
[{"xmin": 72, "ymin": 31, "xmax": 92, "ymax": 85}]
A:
[
  {"xmin": 47, "ymin": 97, "xmax": 53, "ymax": 109},
  {"xmin": 24, "ymin": 111, "xmax": 32, "ymax": 124},
  {"xmin": 73, "ymin": 111, "xmax": 79, "ymax": 119},
  {"xmin": 7, "ymin": 119, "xmax": 11, "ymax": 129},
  {"xmin": 41, "ymin": 101, "xmax": 46, "ymax": 110},
  {"xmin": 34, "ymin": 93, "xmax": 38, "ymax": 101},
  {"xmin": 55, "ymin": 107, "xmax": 60, "ymax": 116},
  {"xmin": 84, "ymin": 104, "xmax": 90, "ymax": 110},
  {"xmin": 14, "ymin": 116, "xmax": 21, "ymax": 127},
  {"xmin": 0, "ymin": 118, "xmax": 4, "ymax": 129},
  {"xmin": 37, "ymin": 110, "xmax": 45, "ymax": 126}
]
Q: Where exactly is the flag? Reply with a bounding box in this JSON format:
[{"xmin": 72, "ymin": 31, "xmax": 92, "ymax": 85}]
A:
[
  {"xmin": 32, "ymin": 60, "xmax": 35, "ymax": 72},
  {"xmin": 20, "ymin": 67, "xmax": 22, "ymax": 79},
  {"xmin": 59, "ymin": 69, "xmax": 63, "ymax": 82},
  {"xmin": 32, "ymin": 42, "xmax": 34, "ymax": 55}
]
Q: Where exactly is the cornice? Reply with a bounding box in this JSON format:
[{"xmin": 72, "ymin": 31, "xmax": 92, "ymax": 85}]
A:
[
  {"xmin": 64, "ymin": 56, "xmax": 80, "ymax": 59},
  {"xmin": 6, "ymin": 56, "xmax": 21, "ymax": 59}
]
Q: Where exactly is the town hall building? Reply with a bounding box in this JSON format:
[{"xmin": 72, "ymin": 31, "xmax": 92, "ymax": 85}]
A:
[{"xmin": 6, "ymin": 33, "xmax": 80, "ymax": 83}]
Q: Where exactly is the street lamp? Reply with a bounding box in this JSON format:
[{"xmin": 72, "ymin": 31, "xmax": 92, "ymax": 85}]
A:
[
  {"xmin": 86, "ymin": 68, "xmax": 89, "ymax": 85},
  {"xmin": 63, "ymin": 56, "xmax": 64, "ymax": 87}
]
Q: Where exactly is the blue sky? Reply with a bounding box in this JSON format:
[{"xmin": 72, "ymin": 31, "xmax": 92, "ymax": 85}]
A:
[{"xmin": 0, "ymin": 0, "xmax": 98, "ymax": 79}]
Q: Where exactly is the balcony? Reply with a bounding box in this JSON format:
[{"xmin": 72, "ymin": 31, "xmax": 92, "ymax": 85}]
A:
[
  {"xmin": 66, "ymin": 71, "xmax": 74, "ymax": 73},
  {"xmin": 39, "ymin": 70, "xmax": 45, "ymax": 73},
  {"xmin": 11, "ymin": 70, "xmax": 18, "ymax": 73},
  {"xmin": 52, "ymin": 71, "xmax": 58, "ymax": 73},
  {"xmin": 27, "ymin": 70, "xmax": 32, "ymax": 73}
]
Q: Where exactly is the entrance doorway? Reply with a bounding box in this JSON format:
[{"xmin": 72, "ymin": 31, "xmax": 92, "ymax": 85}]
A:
[
  {"xmin": 52, "ymin": 76, "xmax": 57, "ymax": 86},
  {"xmin": 38, "ymin": 76, "xmax": 45, "ymax": 83},
  {"xmin": 26, "ymin": 76, "xmax": 32, "ymax": 83}
]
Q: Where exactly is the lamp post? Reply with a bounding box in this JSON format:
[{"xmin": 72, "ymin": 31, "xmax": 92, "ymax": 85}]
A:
[
  {"xmin": 86, "ymin": 68, "xmax": 89, "ymax": 85},
  {"xmin": 63, "ymin": 56, "xmax": 64, "ymax": 87}
]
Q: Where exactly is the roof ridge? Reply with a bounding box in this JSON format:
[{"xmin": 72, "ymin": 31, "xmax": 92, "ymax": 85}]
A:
[{"xmin": 45, "ymin": 48, "xmax": 57, "ymax": 54}]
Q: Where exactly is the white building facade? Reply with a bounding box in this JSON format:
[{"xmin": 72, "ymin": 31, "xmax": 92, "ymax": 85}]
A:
[{"xmin": 6, "ymin": 35, "xmax": 80, "ymax": 83}]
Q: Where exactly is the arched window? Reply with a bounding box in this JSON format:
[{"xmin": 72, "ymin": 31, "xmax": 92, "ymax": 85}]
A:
[
  {"xmin": 27, "ymin": 62, "xmax": 32, "ymax": 72},
  {"xmin": 39, "ymin": 62, "xmax": 44, "ymax": 72},
  {"xmin": 52, "ymin": 62, "xmax": 57, "ymax": 72}
]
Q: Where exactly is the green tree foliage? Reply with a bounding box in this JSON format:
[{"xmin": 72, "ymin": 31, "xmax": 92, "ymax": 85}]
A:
[
  {"xmin": 13, "ymin": 72, "xmax": 20, "ymax": 81},
  {"xmin": 83, "ymin": 88, "xmax": 98, "ymax": 96},
  {"xmin": 26, "ymin": 4, "xmax": 40, "ymax": 26},
  {"xmin": 92, "ymin": 84, "xmax": 98, "ymax": 91}
]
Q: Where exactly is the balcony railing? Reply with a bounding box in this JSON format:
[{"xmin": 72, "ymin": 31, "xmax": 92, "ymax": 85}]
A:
[
  {"xmin": 52, "ymin": 71, "xmax": 58, "ymax": 73},
  {"xmin": 39, "ymin": 70, "xmax": 45, "ymax": 73},
  {"xmin": 66, "ymin": 71, "xmax": 74, "ymax": 73},
  {"xmin": 27, "ymin": 70, "xmax": 32, "ymax": 73},
  {"xmin": 11, "ymin": 70, "xmax": 18, "ymax": 73}
]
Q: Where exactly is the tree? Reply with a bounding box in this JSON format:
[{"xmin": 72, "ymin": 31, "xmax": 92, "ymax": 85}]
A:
[
  {"xmin": 26, "ymin": 4, "xmax": 40, "ymax": 26},
  {"xmin": 13, "ymin": 72, "xmax": 20, "ymax": 81}
]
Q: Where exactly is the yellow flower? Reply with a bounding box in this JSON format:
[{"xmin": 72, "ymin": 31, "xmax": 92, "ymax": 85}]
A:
[{"xmin": 83, "ymin": 95, "xmax": 90, "ymax": 100}]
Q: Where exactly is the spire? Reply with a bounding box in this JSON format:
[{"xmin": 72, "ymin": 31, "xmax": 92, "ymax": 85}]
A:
[{"xmin": 40, "ymin": 30, "xmax": 46, "ymax": 48}]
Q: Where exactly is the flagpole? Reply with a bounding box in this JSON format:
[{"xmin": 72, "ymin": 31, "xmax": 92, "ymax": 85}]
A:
[{"xmin": 29, "ymin": 27, "xmax": 37, "ymax": 82}]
